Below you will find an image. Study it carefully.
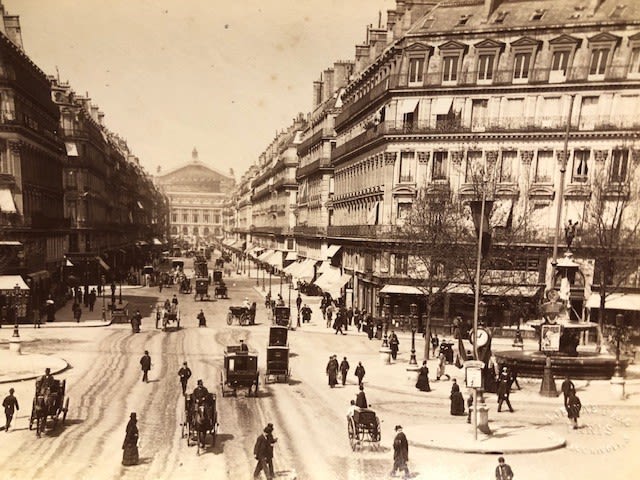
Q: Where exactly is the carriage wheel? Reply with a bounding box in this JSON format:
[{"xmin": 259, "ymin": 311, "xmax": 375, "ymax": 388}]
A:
[
  {"xmin": 62, "ymin": 397, "xmax": 69, "ymax": 425},
  {"xmin": 372, "ymin": 416, "xmax": 381, "ymax": 443},
  {"xmin": 240, "ymin": 313, "xmax": 247, "ymax": 326},
  {"xmin": 348, "ymin": 418, "xmax": 357, "ymax": 451},
  {"xmin": 226, "ymin": 312, "xmax": 233, "ymax": 325}
]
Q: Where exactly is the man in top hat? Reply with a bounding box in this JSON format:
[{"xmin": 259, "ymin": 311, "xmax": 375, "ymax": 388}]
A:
[
  {"xmin": 391, "ymin": 425, "xmax": 410, "ymax": 479},
  {"xmin": 193, "ymin": 379, "xmax": 209, "ymax": 403},
  {"xmin": 497, "ymin": 367, "xmax": 514, "ymax": 413},
  {"xmin": 253, "ymin": 423, "xmax": 277, "ymax": 479},
  {"xmin": 178, "ymin": 362, "xmax": 192, "ymax": 395}
]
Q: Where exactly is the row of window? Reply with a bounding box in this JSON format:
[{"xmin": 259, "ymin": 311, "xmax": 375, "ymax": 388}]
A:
[
  {"xmin": 170, "ymin": 213, "xmax": 221, "ymax": 224},
  {"xmin": 405, "ymin": 32, "xmax": 639, "ymax": 88},
  {"xmin": 393, "ymin": 148, "xmax": 631, "ymax": 185}
]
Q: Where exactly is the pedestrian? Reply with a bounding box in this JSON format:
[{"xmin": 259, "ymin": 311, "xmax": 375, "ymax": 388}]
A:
[
  {"xmin": 355, "ymin": 384, "xmax": 368, "ymax": 408},
  {"xmin": 366, "ymin": 313, "xmax": 374, "ymax": 340},
  {"xmin": 73, "ymin": 304, "xmax": 82, "ymax": 323},
  {"xmin": 561, "ymin": 376, "xmax": 576, "ymax": 408},
  {"xmin": 497, "ymin": 369, "xmax": 514, "ymax": 413},
  {"xmin": 295, "ymin": 293, "xmax": 302, "ymax": 313},
  {"xmin": 83, "ymin": 285, "xmax": 90, "ymax": 307},
  {"xmin": 253, "ymin": 424, "xmax": 276, "ymax": 479},
  {"xmin": 326, "ymin": 302, "xmax": 334, "ymax": 328},
  {"xmin": 326, "ymin": 355, "xmax": 338, "ymax": 388},
  {"xmin": 301, "ymin": 304, "xmax": 312, "ymax": 324},
  {"xmin": 436, "ymin": 352, "xmax": 450, "ymax": 381},
  {"xmin": 495, "ymin": 456, "xmax": 514, "ymax": 480},
  {"xmin": 140, "ymin": 350, "xmax": 151, "ymax": 383},
  {"xmin": 354, "ymin": 307, "xmax": 361, "ymax": 331},
  {"xmin": 389, "ymin": 331, "xmax": 400, "ymax": 360},
  {"xmin": 333, "ymin": 309, "xmax": 346, "ymax": 335},
  {"xmin": 450, "ymin": 379, "xmax": 465, "ymax": 415},
  {"xmin": 347, "ymin": 306, "xmax": 353, "ymax": 326},
  {"xmin": 172, "ymin": 294, "xmax": 179, "ymax": 307},
  {"xmin": 88, "ymin": 288, "xmax": 97, "ymax": 312},
  {"xmin": 339, "ymin": 357, "xmax": 350, "ymax": 386},
  {"xmin": 2, "ymin": 388, "xmax": 19, "ymax": 432},
  {"xmin": 178, "ymin": 361, "xmax": 192, "ymax": 395},
  {"xmin": 122, "ymin": 412, "xmax": 139, "ymax": 466},
  {"xmin": 110, "ymin": 281, "xmax": 116, "ymax": 305},
  {"xmin": 415, "ymin": 360, "xmax": 431, "ymax": 392},
  {"xmin": 467, "ymin": 391, "xmax": 473, "ymax": 424},
  {"xmin": 390, "ymin": 425, "xmax": 410, "ymax": 479},
  {"xmin": 197, "ymin": 309, "xmax": 206, "ymax": 327},
  {"xmin": 431, "ymin": 334, "xmax": 439, "ymax": 358},
  {"xmin": 354, "ymin": 361, "xmax": 366, "ymax": 387},
  {"xmin": 46, "ymin": 297, "xmax": 55, "ymax": 322},
  {"xmin": 566, "ymin": 390, "xmax": 581, "ymax": 429}
]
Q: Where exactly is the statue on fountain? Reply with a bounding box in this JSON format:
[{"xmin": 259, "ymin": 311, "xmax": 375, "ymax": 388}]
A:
[{"xmin": 565, "ymin": 220, "xmax": 578, "ymax": 250}]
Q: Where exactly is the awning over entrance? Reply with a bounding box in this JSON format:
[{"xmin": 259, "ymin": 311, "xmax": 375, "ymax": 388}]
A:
[
  {"xmin": 586, "ymin": 293, "xmax": 640, "ymax": 311},
  {"xmin": 285, "ymin": 251, "xmax": 297, "ymax": 261},
  {"xmin": 267, "ymin": 251, "xmax": 283, "ymax": 270},
  {"xmin": 446, "ymin": 283, "xmax": 541, "ymax": 297},
  {"xmin": 379, "ymin": 284, "xmax": 424, "ymax": 295},
  {"xmin": 284, "ymin": 258, "xmax": 317, "ymax": 282},
  {"xmin": 0, "ymin": 188, "xmax": 17, "ymax": 213},
  {"xmin": 0, "ymin": 275, "xmax": 29, "ymax": 291},
  {"xmin": 258, "ymin": 249, "xmax": 275, "ymax": 263},
  {"xmin": 326, "ymin": 245, "xmax": 342, "ymax": 258},
  {"xmin": 152, "ymin": 238, "xmax": 163, "ymax": 246},
  {"xmin": 97, "ymin": 256, "xmax": 111, "ymax": 271},
  {"xmin": 313, "ymin": 268, "xmax": 351, "ymax": 298},
  {"xmin": 27, "ymin": 270, "xmax": 50, "ymax": 282}
]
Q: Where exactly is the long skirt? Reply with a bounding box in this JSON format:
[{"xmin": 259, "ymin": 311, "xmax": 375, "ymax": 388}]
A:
[
  {"xmin": 450, "ymin": 392, "xmax": 465, "ymax": 415},
  {"xmin": 328, "ymin": 371, "xmax": 338, "ymax": 387},
  {"xmin": 416, "ymin": 373, "xmax": 431, "ymax": 392},
  {"xmin": 122, "ymin": 443, "xmax": 139, "ymax": 466}
]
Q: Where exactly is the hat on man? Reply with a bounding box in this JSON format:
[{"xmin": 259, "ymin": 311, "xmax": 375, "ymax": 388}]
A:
[
  {"xmin": 264, "ymin": 423, "xmax": 274, "ymax": 433},
  {"xmin": 395, "ymin": 425, "xmax": 402, "ymax": 431},
  {"xmin": 197, "ymin": 379, "xmax": 203, "ymax": 386}
]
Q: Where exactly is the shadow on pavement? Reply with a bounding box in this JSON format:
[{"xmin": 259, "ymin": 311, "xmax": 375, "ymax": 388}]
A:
[{"xmin": 211, "ymin": 433, "xmax": 234, "ymax": 455}]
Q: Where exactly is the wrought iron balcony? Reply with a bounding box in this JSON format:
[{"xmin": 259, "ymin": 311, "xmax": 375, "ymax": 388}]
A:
[
  {"xmin": 293, "ymin": 225, "xmax": 327, "ymax": 236},
  {"xmin": 327, "ymin": 224, "xmax": 401, "ymax": 239},
  {"xmin": 296, "ymin": 156, "xmax": 332, "ymax": 180}
]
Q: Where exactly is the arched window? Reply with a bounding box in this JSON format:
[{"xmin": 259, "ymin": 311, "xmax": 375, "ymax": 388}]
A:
[
  {"xmin": 182, "ymin": 226, "xmax": 188, "ymax": 234},
  {"xmin": 171, "ymin": 226, "xmax": 178, "ymax": 234},
  {"xmin": 193, "ymin": 227, "xmax": 199, "ymax": 235}
]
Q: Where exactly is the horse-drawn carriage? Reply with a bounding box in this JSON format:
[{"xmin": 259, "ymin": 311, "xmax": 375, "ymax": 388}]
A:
[
  {"xmin": 179, "ymin": 276, "xmax": 192, "ymax": 294},
  {"xmin": 156, "ymin": 303, "xmax": 180, "ymax": 331},
  {"xmin": 182, "ymin": 392, "xmax": 218, "ymax": 455},
  {"xmin": 273, "ymin": 305, "xmax": 291, "ymax": 327},
  {"xmin": 347, "ymin": 408, "xmax": 381, "ymax": 451},
  {"xmin": 220, "ymin": 346, "xmax": 259, "ymax": 397},
  {"xmin": 265, "ymin": 326, "xmax": 290, "ymax": 384},
  {"xmin": 214, "ymin": 281, "xmax": 228, "ymax": 299},
  {"xmin": 227, "ymin": 303, "xmax": 256, "ymax": 326},
  {"xmin": 29, "ymin": 377, "xmax": 69, "ymax": 437}
]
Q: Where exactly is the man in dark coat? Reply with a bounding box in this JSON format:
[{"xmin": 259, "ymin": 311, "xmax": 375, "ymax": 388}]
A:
[
  {"xmin": 253, "ymin": 424, "xmax": 276, "ymax": 479},
  {"xmin": 339, "ymin": 357, "xmax": 350, "ymax": 386},
  {"xmin": 193, "ymin": 379, "xmax": 209, "ymax": 402},
  {"xmin": 354, "ymin": 361, "xmax": 366, "ymax": 386},
  {"xmin": 566, "ymin": 391, "xmax": 581, "ymax": 429},
  {"xmin": 301, "ymin": 304, "xmax": 312, "ymax": 323},
  {"xmin": 390, "ymin": 425, "xmax": 410, "ymax": 479},
  {"xmin": 88, "ymin": 288, "xmax": 97, "ymax": 312},
  {"xmin": 389, "ymin": 331, "xmax": 400, "ymax": 360},
  {"xmin": 295, "ymin": 293, "xmax": 302, "ymax": 314},
  {"xmin": 178, "ymin": 362, "xmax": 192, "ymax": 395},
  {"xmin": 3, "ymin": 387, "xmax": 19, "ymax": 432},
  {"xmin": 495, "ymin": 456, "xmax": 514, "ymax": 480},
  {"xmin": 497, "ymin": 370, "xmax": 514, "ymax": 412},
  {"xmin": 140, "ymin": 350, "xmax": 151, "ymax": 383},
  {"xmin": 197, "ymin": 309, "xmax": 206, "ymax": 327}
]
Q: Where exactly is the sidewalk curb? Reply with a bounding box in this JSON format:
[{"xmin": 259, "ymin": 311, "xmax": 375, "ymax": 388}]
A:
[{"xmin": 0, "ymin": 356, "xmax": 71, "ymax": 384}]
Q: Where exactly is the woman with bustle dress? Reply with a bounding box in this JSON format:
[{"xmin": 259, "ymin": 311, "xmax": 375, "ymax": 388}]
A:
[
  {"xmin": 326, "ymin": 355, "xmax": 339, "ymax": 388},
  {"xmin": 122, "ymin": 412, "xmax": 139, "ymax": 466},
  {"xmin": 415, "ymin": 361, "xmax": 431, "ymax": 392}
]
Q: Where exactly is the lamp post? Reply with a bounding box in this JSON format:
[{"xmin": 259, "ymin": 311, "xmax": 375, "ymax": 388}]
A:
[
  {"xmin": 262, "ymin": 265, "xmax": 265, "ymax": 292},
  {"xmin": 409, "ymin": 303, "xmax": 418, "ymax": 365},
  {"xmin": 288, "ymin": 274, "xmax": 292, "ymax": 309},
  {"xmin": 382, "ymin": 297, "xmax": 390, "ymax": 348},
  {"xmin": 269, "ymin": 269, "xmax": 272, "ymax": 297},
  {"xmin": 12, "ymin": 283, "xmax": 20, "ymax": 338},
  {"xmin": 279, "ymin": 272, "xmax": 283, "ymax": 296},
  {"xmin": 614, "ymin": 313, "xmax": 624, "ymax": 377},
  {"xmin": 256, "ymin": 261, "xmax": 259, "ymax": 286}
]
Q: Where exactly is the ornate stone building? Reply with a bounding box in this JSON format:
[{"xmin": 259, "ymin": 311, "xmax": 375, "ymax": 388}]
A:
[{"xmin": 155, "ymin": 149, "xmax": 235, "ymax": 243}]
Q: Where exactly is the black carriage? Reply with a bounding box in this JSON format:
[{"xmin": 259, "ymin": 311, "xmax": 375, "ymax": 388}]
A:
[
  {"xmin": 273, "ymin": 305, "xmax": 291, "ymax": 327},
  {"xmin": 182, "ymin": 392, "xmax": 218, "ymax": 455},
  {"xmin": 29, "ymin": 378, "xmax": 69, "ymax": 437},
  {"xmin": 265, "ymin": 326, "xmax": 290, "ymax": 383},
  {"xmin": 220, "ymin": 347, "xmax": 259, "ymax": 397},
  {"xmin": 194, "ymin": 278, "xmax": 211, "ymax": 301},
  {"xmin": 212, "ymin": 270, "xmax": 223, "ymax": 283},
  {"xmin": 179, "ymin": 277, "xmax": 192, "ymax": 294},
  {"xmin": 172, "ymin": 260, "xmax": 185, "ymax": 271},
  {"xmin": 227, "ymin": 303, "xmax": 256, "ymax": 326},
  {"xmin": 347, "ymin": 408, "xmax": 381, "ymax": 451},
  {"xmin": 214, "ymin": 282, "xmax": 228, "ymax": 299}
]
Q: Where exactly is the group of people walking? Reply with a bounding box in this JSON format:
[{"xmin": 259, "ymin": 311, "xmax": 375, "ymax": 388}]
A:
[{"xmin": 326, "ymin": 356, "xmax": 366, "ymax": 388}]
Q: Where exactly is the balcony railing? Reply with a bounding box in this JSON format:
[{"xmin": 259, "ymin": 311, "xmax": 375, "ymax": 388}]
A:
[
  {"xmin": 327, "ymin": 224, "xmax": 402, "ymax": 239},
  {"xmin": 296, "ymin": 156, "xmax": 332, "ymax": 179},
  {"xmin": 293, "ymin": 225, "xmax": 327, "ymax": 236},
  {"xmin": 297, "ymin": 127, "xmax": 334, "ymax": 156}
]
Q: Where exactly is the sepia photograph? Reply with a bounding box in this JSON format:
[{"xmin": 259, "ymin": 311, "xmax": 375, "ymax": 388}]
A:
[{"xmin": 0, "ymin": 1, "xmax": 639, "ymax": 479}]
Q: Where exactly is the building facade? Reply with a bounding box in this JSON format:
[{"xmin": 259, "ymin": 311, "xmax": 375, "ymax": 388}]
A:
[{"xmin": 155, "ymin": 149, "xmax": 235, "ymax": 244}]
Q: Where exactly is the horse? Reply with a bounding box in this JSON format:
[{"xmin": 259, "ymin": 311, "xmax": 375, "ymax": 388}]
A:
[
  {"xmin": 32, "ymin": 387, "xmax": 58, "ymax": 437},
  {"xmin": 193, "ymin": 394, "xmax": 216, "ymax": 454}
]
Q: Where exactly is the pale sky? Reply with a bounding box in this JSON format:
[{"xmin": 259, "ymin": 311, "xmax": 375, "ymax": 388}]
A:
[{"xmin": 6, "ymin": 0, "xmax": 395, "ymax": 179}]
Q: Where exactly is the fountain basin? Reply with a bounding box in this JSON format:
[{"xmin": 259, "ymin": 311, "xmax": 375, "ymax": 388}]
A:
[{"xmin": 495, "ymin": 350, "xmax": 627, "ymax": 380}]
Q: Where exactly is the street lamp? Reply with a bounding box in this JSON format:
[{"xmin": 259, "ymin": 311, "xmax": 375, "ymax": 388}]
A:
[
  {"xmin": 12, "ymin": 283, "xmax": 20, "ymax": 338},
  {"xmin": 409, "ymin": 303, "xmax": 418, "ymax": 365},
  {"xmin": 262, "ymin": 264, "xmax": 265, "ymax": 291},
  {"xmin": 382, "ymin": 296, "xmax": 390, "ymax": 348},
  {"xmin": 288, "ymin": 274, "xmax": 292, "ymax": 308},
  {"xmin": 613, "ymin": 313, "xmax": 625, "ymax": 377},
  {"xmin": 269, "ymin": 268, "xmax": 272, "ymax": 297}
]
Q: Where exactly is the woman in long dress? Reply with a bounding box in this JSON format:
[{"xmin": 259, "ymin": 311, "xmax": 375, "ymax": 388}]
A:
[
  {"xmin": 415, "ymin": 361, "xmax": 431, "ymax": 392},
  {"xmin": 122, "ymin": 412, "xmax": 139, "ymax": 466},
  {"xmin": 450, "ymin": 380, "xmax": 465, "ymax": 415},
  {"xmin": 326, "ymin": 356, "xmax": 338, "ymax": 388}
]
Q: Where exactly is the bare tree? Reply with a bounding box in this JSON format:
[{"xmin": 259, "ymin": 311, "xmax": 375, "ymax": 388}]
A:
[{"xmin": 579, "ymin": 153, "xmax": 640, "ymax": 331}]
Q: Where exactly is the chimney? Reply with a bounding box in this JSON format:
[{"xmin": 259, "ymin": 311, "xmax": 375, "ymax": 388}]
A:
[
  {"xmin": 156, "ymin": 165, "xmax": 161, "ymax": 174},
  {"xmin": 322, "ymin": 68, "xmax": 335, "ymax": 102},
  {"xmin": 192, "ymin": 147, "xmax": 198, "ymax": 161},
  {"xmin": 333, "ymin": 61, "xmax": 354, "ymax": 91},
  {"xmin": 97, "ymin": 112, "xmax": 105, "ymax": 126},
  {"xmin": 312, "ymin": 79, "xmax": 323, "ymax": 109},
  {"xmin": 484, "ymin": 0, "xmax": 504, "ymax": 20},
  {"xmin": 387, "ymin": 9, "xmax": 398, "ymax": 41},
  {"xmin": 355, "ymin": 44, "xmax": 371, "ymax": 74}
]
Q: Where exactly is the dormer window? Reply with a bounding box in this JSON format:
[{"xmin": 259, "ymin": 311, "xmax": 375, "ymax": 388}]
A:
[
  {"xmin": 408, "ymin": 57, "xmax": 425, "ymax": 85},
  {"xmin": 610, "ymin": 5, "xmax": 626, "ymax": 18},
  {"xmin": 494, "ymin": 11, "xmax": 509, "ymax": 24},
  {"xmin": 548, "ymin": 34, "xmax": 581, "ymax": 83},
  {"xmin": 587, "ymin": 33, "xmax": 619, "ymax": 80},
  {"xmin": 531, "ymin": 9, "xmax": 545, "ymax": 21},
  {"xmin": 457, "ymin": 15, "xmax": 471, "ymax": 26},
  {"xmin": 474, "ymin": 40, "xmax": 504, "ymax": 85},
  {"xmin": 439, "ymin": 41, "xmax": 467, "ymax": 85},
  {"xmin": 589, "ymin": 48, "xmax": 609, "ymax": 76}
]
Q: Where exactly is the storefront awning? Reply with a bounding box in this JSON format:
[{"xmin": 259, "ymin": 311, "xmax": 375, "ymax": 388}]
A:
[
  {"xmin": 152, "ymin": 238, "xmax": 163, "ymax": 246},
  {"xmin": 433, "ymin": 96, "xmax": 453, "ymax": 115},
  {"xmin": 313, "ymin": 268, "xmax": 351, "ymax": 297},
  {"xmin": 398, "ymin": 98, "xmax": 420, "ymax": 114},
  {"xmin": 0, "ymin": 275, "xmax": 29, "ymax": 291},
  {"xmin": 27, "ymin": 270, "xmax": 50, "ymax": 282},
  {"xmin": 285, "ymin": 251, "xmax": 297, "ymax": 261},
  {"xmin": 283, "ymin": 261, "xmax": 302, "ymax": 277},
  {"xmin": 268, "ymin": 251, "xmax": 283, "ymax": 270},
  {"xmin": 379, "ymin": 284, "xmax": 424, "ymax": 295},
  {"xmin": 446, "ymin": 283, "xmax": 541, "ymax": 297},
  {"xmin": 0, "ymin": 188, "xmax": 17, "ymax": 213},
  {"xmin": 258, "ymin": 249, "xmax": 275, "ymax": 262},
  {"xmin": 65, "ymin": 258, "xmax": 74, "ymax": 267},
  {"xmin": 326, "ymin": 245, "xmax": 342, "ymax": 258},
  {"xmin": 586, "ymin": 293, "xmax": 640, "ymax": 311},
  {"xmin": 97, "ymin": 256, "xmax": 110, "ymax": 271}
]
